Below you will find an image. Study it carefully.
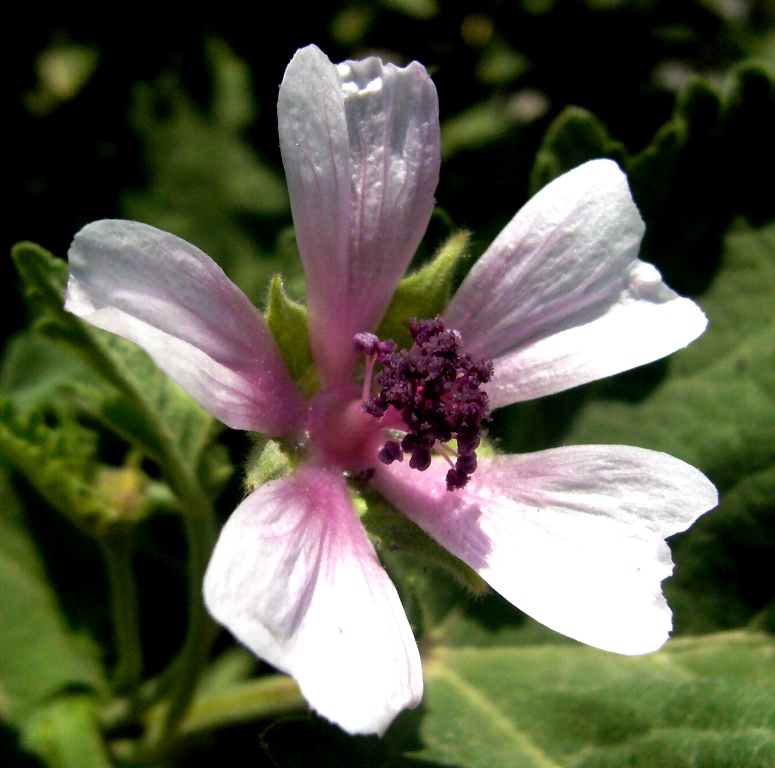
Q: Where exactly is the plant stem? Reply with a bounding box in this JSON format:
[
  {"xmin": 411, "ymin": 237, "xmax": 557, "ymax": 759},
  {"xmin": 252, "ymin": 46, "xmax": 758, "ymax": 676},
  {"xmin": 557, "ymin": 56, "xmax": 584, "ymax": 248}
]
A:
[
  {"xmin": 155, "ymin": 471, "xmax": 218, "ymax": 742},
  {"xmin": 101, "ymin": 526, "xmax": 143, "ymax": 693},
  {"xmin": 179, "ymin": 675, "xmax": 305, "ymax": 737},
  {"xmin": 69, "ymin": 331, "xmax": 221, "ymax": 749}
]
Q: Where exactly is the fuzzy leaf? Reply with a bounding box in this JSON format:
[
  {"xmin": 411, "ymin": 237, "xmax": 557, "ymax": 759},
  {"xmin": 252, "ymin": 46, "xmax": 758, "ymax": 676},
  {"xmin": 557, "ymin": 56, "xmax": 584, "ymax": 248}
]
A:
[
  {"xmin": 0, "ymin": 471, "xmax": 104, "ymax": 725},
  {"xmin": 259, "ymin": 632, "xmax": 775, "ymax": 767},
  {"xmin": 359, "ymin": 490, "xmax": 486, "ymax": 599},
  {"xmin": 0, "ymin": 333, "xmax": 86, "ymax": 416},
  {"xmin": 413, "ymin": 632, "xmax": 775, "ymax": 768},
  {"xmin": 529, "ymin": 65, "xmax": 775, "ymax": 295},
  {"xmin": 528, "ymin": 106, "xmax": 627, "ymax": 196},
  {"xmin": 0, "ymin": 403, "xmax": 104, "ymax": 531}
]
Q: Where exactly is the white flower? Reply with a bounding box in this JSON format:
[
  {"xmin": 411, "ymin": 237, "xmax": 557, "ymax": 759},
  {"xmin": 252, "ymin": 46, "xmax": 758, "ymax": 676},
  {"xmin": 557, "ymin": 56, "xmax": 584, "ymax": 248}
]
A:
[{"xmin": 65, "ymin": 45, "xmax": 717, "ymax": 736}]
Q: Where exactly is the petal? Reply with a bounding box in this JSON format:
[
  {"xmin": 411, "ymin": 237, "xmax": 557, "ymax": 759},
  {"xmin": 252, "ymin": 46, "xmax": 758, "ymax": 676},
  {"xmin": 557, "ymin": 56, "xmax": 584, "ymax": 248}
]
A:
[
  {"xmin": 444, "ymin": 160, "xmax": 707, "ymax": 408},
  {"xmin": 279, "ymin": 45, "xmax": 440, "ymax": 385},
  {"xmin": 66, "ymin": 220, "xmax": 307, "ymax": 436},
  {"xmin": 203, "ymin": 464, "xmax": 422, "ymax": 735},
  {"xmin": 374, "ymin": 446, "xmax": 717, "ymax": 655}
]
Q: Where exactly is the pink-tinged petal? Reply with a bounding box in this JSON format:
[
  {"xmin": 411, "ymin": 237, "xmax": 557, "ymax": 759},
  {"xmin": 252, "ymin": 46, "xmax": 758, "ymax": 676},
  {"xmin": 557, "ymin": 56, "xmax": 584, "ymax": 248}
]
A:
[
  {"xmin": 203, "ymin": 464, "xmax": 422, "ymax": 735},
  {"xmin": 66, "ymin": 220, "xmax": 306, "ymax": 436},
  {"xmin": 279, "ymin": 45, "xmax": 440, "ymax": 386},
  {"xmin": 374, "ymin": 446, "xmax": 717, "ymax": 655},
  {"xmin": 444, "ymin": 160, "xmax": 707, "ymax": 408}
]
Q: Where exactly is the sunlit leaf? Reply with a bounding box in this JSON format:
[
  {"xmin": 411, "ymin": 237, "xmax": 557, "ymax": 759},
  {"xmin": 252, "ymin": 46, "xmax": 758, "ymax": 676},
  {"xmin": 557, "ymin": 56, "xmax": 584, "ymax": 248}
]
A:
[{"xmin": 413, "ymin": 632, "xmax": 775, "ymax": 768}]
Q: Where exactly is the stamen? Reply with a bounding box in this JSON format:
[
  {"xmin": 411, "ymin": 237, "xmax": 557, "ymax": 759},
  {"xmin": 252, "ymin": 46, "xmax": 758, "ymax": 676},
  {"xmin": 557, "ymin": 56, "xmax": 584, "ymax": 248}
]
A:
[
  {"xmin": 434, "ymin": 442, "xmax": 458, "ymax": 470},
  {"xmin": 356, "ymin": 317, "xmax": 493, "ymax": 492}
]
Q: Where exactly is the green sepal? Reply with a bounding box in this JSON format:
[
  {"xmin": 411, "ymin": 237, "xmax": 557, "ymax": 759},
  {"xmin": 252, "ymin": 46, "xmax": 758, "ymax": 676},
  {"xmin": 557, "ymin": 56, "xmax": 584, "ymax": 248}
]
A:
[
  {"xmin": 244, "ymin": 435, "xmax": 298, "ymax": 493},
  {"xmin": 265, "ymin": 276, "xmax": 318, "ymax": 398},
  {"xmin": 20, "ymin": 695, "xmax": 112, "ymax": 768},
  {"xmin": 376, "ymin": 230, "xmax": 469, "ymax": 349},
  {"xmin": 356, "ymin": 489, "xmax": 487, "ymax": 597},
  {"xmin": 528, "ymin": 105, "xmax": 628, "ymax": 195}
]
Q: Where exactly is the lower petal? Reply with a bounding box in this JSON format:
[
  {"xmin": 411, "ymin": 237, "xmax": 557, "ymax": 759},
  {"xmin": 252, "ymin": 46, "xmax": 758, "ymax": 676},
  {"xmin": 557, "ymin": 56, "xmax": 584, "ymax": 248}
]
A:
[
  {"xmin": 203, "ymin": 464, "xmax": 422, "ymax": 735},
  {"xmin": 373, "ymin": 446, "xmax": 717, "ymax": 655}
]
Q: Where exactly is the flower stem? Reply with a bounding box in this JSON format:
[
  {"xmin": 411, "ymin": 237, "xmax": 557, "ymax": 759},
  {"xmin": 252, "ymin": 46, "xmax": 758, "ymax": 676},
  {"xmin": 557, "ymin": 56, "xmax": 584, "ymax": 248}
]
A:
[
  {"xmin": 100, "ymin": 526, "xmax": 142, "ymax": 693},
  {"xmin": 178, "ymin": 675, "xmax": 305, "ymax": 737},
  {"xmin": 153, "ymin": 461, "xmax": 219, "ymax": 746},
  {"xmin": 73, "ymin": 334, "xmax": 221, "ymax": 748}
]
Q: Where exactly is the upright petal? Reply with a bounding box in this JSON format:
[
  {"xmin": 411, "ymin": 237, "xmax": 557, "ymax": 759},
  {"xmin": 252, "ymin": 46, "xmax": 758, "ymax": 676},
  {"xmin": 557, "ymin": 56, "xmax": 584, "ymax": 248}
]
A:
[
  {"xmin": 203, "ymin": 464, "xmax": 422, "ymax": 735},
  {"xmin": 444, "ymin": 160, "xmax": 707, "ymax": 408},
  {"xmin": 374, "ymin": 446, "xmax": 717, "ymax": 655},
  {"xmin": 66, "ymin": 220, "xmax": 306, "ymax": 436},
  {"xmin": 279, "ymin": 45, "xmax": 440, "ymax": 385}
]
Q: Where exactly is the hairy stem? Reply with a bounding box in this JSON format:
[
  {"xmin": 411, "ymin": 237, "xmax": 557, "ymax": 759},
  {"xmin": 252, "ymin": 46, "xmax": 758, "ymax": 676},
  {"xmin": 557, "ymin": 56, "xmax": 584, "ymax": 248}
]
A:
[
  {"xmin": 71, "ymin": 332, "xmax": 221, "ymax": 749},
  {"xmin": 101, "ymin": 526, "xmax": 142, "ymax": 693},
  {"xmin": 155, "ymin": 471, "xmax": 218, "ymax": 741}
]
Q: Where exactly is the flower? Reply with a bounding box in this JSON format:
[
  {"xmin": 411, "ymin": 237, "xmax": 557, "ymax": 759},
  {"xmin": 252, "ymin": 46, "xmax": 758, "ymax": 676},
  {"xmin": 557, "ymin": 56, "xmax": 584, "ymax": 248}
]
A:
[{"xmin": 65, "ymin": 44, "xmax": 717, "ymax": 736}]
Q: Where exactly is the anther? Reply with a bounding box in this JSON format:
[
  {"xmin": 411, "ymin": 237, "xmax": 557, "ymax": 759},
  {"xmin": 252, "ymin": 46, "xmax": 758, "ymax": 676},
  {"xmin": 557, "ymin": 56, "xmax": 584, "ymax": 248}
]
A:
[
  {"xmin": 356, "ymin": 317, "xmax": 493, "ymax": 491},
  {"xmin": 378, "ymin": 439, "xmax": 403, "ymax": 465}
]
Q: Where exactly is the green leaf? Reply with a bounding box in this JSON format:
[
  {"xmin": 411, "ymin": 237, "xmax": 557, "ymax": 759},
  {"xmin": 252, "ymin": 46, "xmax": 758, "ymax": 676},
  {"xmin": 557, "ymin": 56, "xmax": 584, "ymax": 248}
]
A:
[
  {"xmin": 0, "ymin": 470, "xmax": 104, "ymax": 725},
  {"xmin": 528, "ymin": 106, "xmax": 627, "ymax": 196},
  {"xmin": 0, "ymin": 403, "xmax": 104, "ymax": 531},
  {"xmin": 0, "ymin": 332, "xmax": 86, "ymax": 415},
  {"xmin": 377, "ymin": 231, "xmax": 470, "ymax": 350},
  {"xmin": 20, "ymin": 696, "xmax": 111, "ymax": 768},
  {"xmin": 413, "ymin": 632, "xmax": 775, "ymax": 768},
  {"xmin": 529, "ymin": 65, "xmax": 775, "ymax": 295},
  {"xmin": 257, "ymin": 633, "xmax": 775, "ymax": 767},
  {"xmin": 265, "ymin": 276, "xmax": 317, "ymax": 397},
  {"xmin": 72, "ymin": 333, "xmax": 222, "ymax": 477}
]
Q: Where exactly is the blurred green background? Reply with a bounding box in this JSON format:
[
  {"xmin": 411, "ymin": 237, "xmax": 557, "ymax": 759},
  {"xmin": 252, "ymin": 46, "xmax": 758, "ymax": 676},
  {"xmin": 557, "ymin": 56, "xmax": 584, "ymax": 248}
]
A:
[{"xmin": 4, "ymin": 1, "xmax": 775, "ymax": 766}]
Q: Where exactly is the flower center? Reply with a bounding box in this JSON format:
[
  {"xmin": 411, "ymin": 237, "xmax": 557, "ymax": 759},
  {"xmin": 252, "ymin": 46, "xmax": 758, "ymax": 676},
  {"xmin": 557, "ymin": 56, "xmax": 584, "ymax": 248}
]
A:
[
  {"xmin": 308, "ymin": 385, "xmax": 382, "ymax": 474},
  {"xmin": 354, "ymin": 317, "xmax": 493, "ymax": 491}
]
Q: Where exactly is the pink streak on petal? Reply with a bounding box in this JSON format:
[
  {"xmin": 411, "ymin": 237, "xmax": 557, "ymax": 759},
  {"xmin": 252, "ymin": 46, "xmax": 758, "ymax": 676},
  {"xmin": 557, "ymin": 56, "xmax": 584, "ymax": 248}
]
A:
[
  {"xmin": 373, "ymin": 446, "xmax": 717, "ymax": 655},
  {"xmin": 203, "ymin": 464, "xmax": 423, "ymax": 736},
  {"xmin": 444, "ymin": 160, "xmax": 707, "ymax": 407},
  {"xmin": 66, "ymin": 220, "xmax": 307, "ymax": 436},
  {"xmin": 279, "ymin": 45, "xmax": 440, "ymax": 386}
]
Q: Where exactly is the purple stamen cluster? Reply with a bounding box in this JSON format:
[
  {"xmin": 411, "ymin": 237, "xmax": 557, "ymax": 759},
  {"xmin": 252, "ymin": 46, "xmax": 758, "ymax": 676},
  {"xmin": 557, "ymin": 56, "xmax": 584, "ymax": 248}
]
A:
[{"xmin": 362, "ymin": 317, "xmax": 493, "ymax": 491}]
